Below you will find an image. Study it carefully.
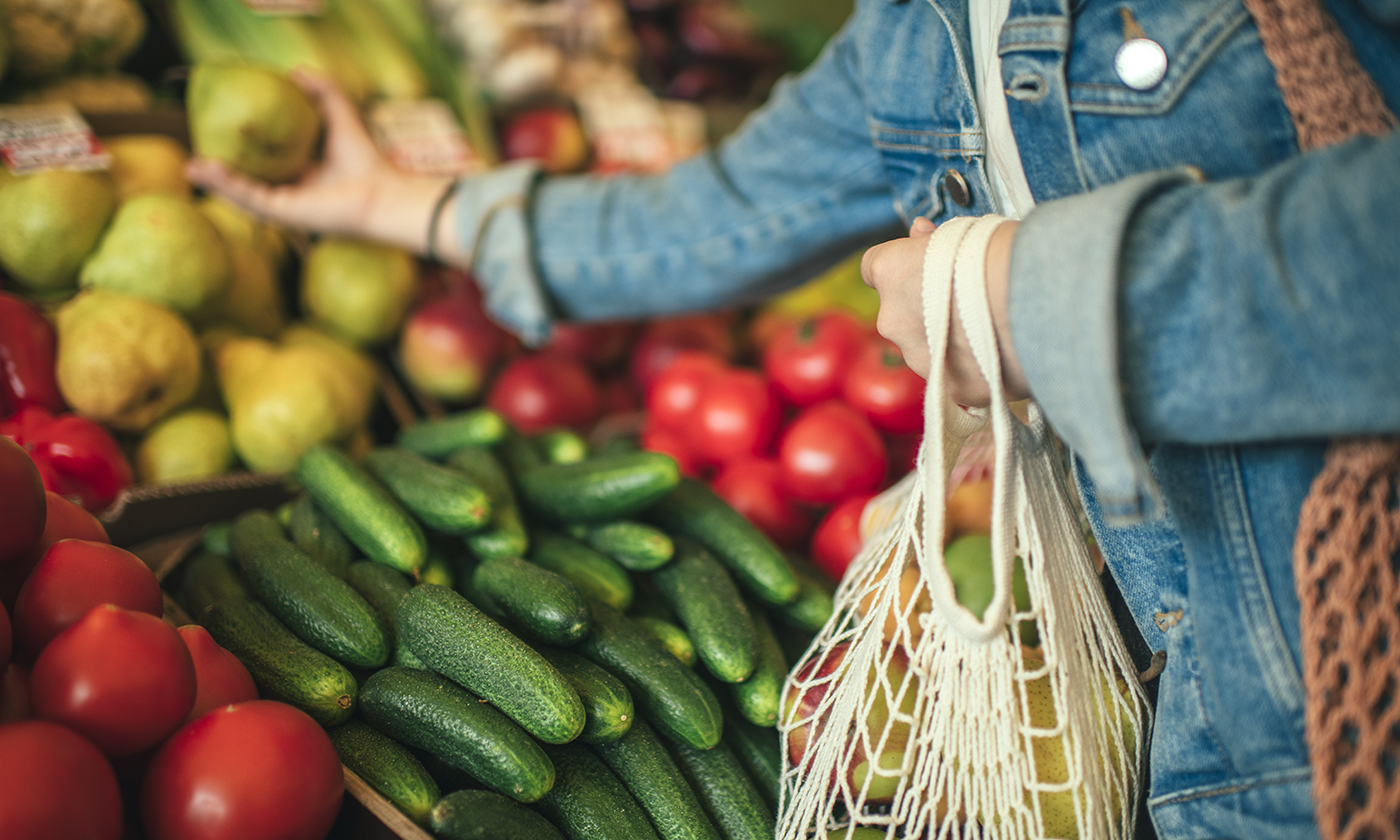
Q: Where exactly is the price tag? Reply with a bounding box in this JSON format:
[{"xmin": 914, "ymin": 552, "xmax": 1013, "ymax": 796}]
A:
[
  {"xmin": 0, "ymin": 103, "xmax": 109, "ymax": 175},
  {"xmin": 576, "ymin": 79, "xmax": 707, "ymax": 174},
  {"xmin": 368, "ymin": 99, "xmax": 484, "ymax": 177},
  {"xmin": 241, "ymin": 0, "xmax": 323, "ymax": 14}
]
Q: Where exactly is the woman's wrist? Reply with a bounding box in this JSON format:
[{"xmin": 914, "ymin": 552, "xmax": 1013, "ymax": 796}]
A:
[{"xmin": 360, "ymin": 172, "xmax": 463, "ymax": 259}]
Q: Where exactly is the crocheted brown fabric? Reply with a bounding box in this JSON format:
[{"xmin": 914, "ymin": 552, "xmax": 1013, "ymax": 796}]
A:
[
  {"xmin": 1241, "ymin": 0, "xmax": 1397, "ymax": 151},
  {"xmin": 1294, "ymin": 438, "xmax": 1400, "ymax": 840}
]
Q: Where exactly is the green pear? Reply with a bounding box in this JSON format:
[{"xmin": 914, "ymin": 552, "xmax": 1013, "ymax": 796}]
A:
[
  {"xmin": 103, "ymin": 134, "xmax": 190, "ymax": 200},
  {"xmin": 187, "ymin": 62, "xmax": 322, "ymax": 184},
  {"xmin": 300, "ymin": 237, "xmax": 419, "ymax": 347},
  {"xmin": 80, "ymin": 193, "xmax": 231, "ymax": 316},
  {"xmin": 55, "ymin": 290, "xmax": 201, "ymax": 431},
  {"xmin": 197, "ymin": 196, "xmax": 286, "ymax": 337},
  {"xmin": 0, "ymin": 169, "xmax": 116, "ymax": 294},
  {"xmin": 136, "ymin": 407, "xmax": 235, "ymax": 484}
]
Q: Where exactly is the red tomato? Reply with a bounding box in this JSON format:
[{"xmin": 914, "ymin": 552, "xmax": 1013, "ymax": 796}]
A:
[
  {"xmin": 640, "ymin": 421, "xmax": 703, "ymax": 478},
  {"xmin": 686, "ymin": 368, "xmax": 782, "ymax": 466},
  {"xmin": 486, "ymin": 352, "xmax": 602, "ymax": 434},
  {"xmin": 0, "ymin": 663, "xmax": 29, "ymax": 723},
  {"xmin": 644, "ymin": 350, "xmax": 726, "ymax": 432},
  {"xmin": 710, "ymin": 458, "xmax": 814, "ymax": 550},
  {"xmin": 142, "ymin": 700, "xmax": 344, "ymax": 840},
  {"xmin": 777, "ymin": 401, "xmax": 888, "ymax": 506},
  {"xmin": 0, "ymin": 435, "xmax": 45, "ymax": 568},
  {"xmin": 13, "ymin": 539, "xmax": 163, "ymax": 662},
  {"xmin": 177, "ymin": 625, "xmax": 259, "ymax": 723},
  {"xmin": 761, "ymin": 310, "xmax": 868, "ymax": 407},
  {"xmin": 841, "ymin": 335, "xmax": 927, "ymax": 434},
  {"xmin": 30, "ymin": 605, "xmax": 196, "ymax": 757},
  {"xmin": 628, "ymin": 313, "xmax": 736, "ymax": 393},
  {"xmin": 0, "ymin": 720, "xmax": 122, "ymax": 840},
  {"xmin": 0, "ymin": 491, "xmax": 109, "ymax": 612},
  {"xmin": 809, "ymin": 493, "xmax": 876, "ymax": 582}
]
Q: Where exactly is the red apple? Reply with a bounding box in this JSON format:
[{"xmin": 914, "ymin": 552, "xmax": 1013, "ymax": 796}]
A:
[
  {"xmin": 784, "ymin": 641, "xmax": 916, "ymax": 803},
  {"xmin": 501, "ymin": 106, "xmax": 591, "ymax": 175},
  {"xmin": 398, "ymin": 292, "xmax": 510, "ymax": 404}
]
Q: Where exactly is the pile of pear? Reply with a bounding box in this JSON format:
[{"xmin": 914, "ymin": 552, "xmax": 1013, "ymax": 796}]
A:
[{"xmin": 0, "ymin": 67, "xmax": 423, "ymax": 485}]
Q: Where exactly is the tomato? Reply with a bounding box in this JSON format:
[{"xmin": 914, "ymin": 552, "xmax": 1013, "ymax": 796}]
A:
[
  {"xmin": 644, "ymin": 350, "xmax": 726, "ymax": 432},
  {"xmin": 809, "ymin": 493, "xmax": 876, "ymax": 582},
  {"xmin": 628, "ymin": 312, "xmax": 736, "ymax": 393},
  {"xmin": 685, "ymin": 367, "xmax": 782, "ymax": 466},
  {"xmin": 0, "ymin": 720, "xmax": 122, "ymax": 840},
  {"xmin": 841, "ymin": 335, "xmax": 927, "ymax": 434},
  {"xmin": 0, "ymin": 663, "xmax": 30, "ymax": 723},
  {"xmin": 13, "ymin": 539, "xmax": 163, "ymax": 662},
  {"xmin": 640, "ymin": 421, "xmax": 703, "ymax": 478},
  {"xmin": 544, "ymin": 321, "xmax": 636, "ymax": 370},
  {"xmin": 142, "ymin": 700, "xmax": 344, "ymax": 840},
  {"xmin": 30, "ymin": 605, "xmax": 196, "ymax": 757},
  {"xmin": 486, "ymin": 352, "xmax": 602, "ymax": 434},
  {"xmin": 177, "ymin": 625, "xmax": 258, "ymax": 723},
  {"xmin": 710, "ymin": 458, "xmax": 814, "ymax": 550},
  {"xmin": 0, "ymin": 435, "xmax": 45, "ymax": 569},
  {"xmin": 777, "ymin": 401, "xmax": 888, "ymax": 506},
  {"xmin": 761, "ymin": 310, "xmax": 868, "ymax": 407},
  {"xmin": 0, "ymin": 491, "xmax": 109, "ymax": 612}
]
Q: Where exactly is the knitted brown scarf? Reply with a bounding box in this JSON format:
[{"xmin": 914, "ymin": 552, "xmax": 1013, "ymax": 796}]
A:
[{"xmin": 1240, "ymin": 0, "xmax": 1399, "ymax": 836}]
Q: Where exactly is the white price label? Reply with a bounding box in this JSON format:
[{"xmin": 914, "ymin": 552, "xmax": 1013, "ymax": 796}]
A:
[
  {"xmin": 0, "ymin": 104, "xmax": 109, "ymax": 175},
  {"xmin": 369, "ymin": 99, "xmax": 483, "ymax": 177},
  {"xmin": 240, "ymin": 0, "xmax": 323, "ymax": 14}
]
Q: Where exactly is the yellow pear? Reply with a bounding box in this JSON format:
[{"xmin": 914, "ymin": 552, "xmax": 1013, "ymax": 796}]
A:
[
  {"xmin": 213, "ymin": 335, "xmax": 277, "ymax": 409},
  {"xmin": 0, "ymin": 169, "xmax": 116, "ymax": 294},
  {"xmin": 279, "ymin": 323, "xmax": 377, "ymax": 410},
  {"xmin": 55, "ymin": 290, "xmax": 201, "ymax": 431},
  {"xmin": 103, "ymin": 134, "xmax": 189, "ymax": 200},
  {"xmin": 197, "ymin": 196, "xmax": 286, "ymax": 337},
  {"xmin": 226, "ymin": 349, "xmax": 366, "ymax": 474},
  {"xmin": 136, "ymin": 408, "xmax": 235, "ymax": 484},
  {"xmin": 300, "ymin": 237, "xmax": 418, "ymax": 347},
  {"xmin": 186, "ymin": 62, "xmax": 321, "ymax": 184}
]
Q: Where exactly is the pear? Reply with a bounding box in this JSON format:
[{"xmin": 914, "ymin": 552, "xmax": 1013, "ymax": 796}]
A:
[
  {"xmin": 55, "ymin": 290, "xmax": 201, "ymax": 431},
  {"xmin": 80, "ymin": 193, "xmax": 231, "ymax": 317},
  {"xmin": 301, "ymin": 237, "xmax": 419, "ymax": 347},
  {"xmin": 0, "ymin": 169, "xmax": 116, "ymax": 294},
  {"xmin": 136, "ymin": 407, "xmax": 235, "ymax": 484},
  {"xmin": 187, "ymin": 62, "xmax": 321, "ymax": 184},
  {"xmin": 103, "ymin": 134, "xmax": 190, "ymax": 200},
  {"xmin": 197, "ymin": 196, "xmax": 286, "ymax": 337}
]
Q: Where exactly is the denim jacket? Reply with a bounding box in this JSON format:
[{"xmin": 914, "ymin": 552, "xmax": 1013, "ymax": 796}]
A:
[{"xmin": 453, "ymin": 0, "xmax": 1400, "ymax": 836}]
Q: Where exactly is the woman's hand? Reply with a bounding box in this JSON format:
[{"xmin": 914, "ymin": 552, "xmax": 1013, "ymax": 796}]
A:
[
  {"xmin": 860, "ymin": 216, "xmax": 1029, "ymax": 407},
  {"xmin": 185, "ymin": 70, "xmax": 458, "ymax": 257}
]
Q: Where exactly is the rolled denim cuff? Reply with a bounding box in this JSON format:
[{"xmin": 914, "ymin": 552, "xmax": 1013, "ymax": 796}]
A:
[
  {"xmin": 452, "ymin": 160, "xmax": 553, "ymax": 346},
  {"xmin": 1009, "ymin": 166, "xmax": 1204, "ymax": 526}
]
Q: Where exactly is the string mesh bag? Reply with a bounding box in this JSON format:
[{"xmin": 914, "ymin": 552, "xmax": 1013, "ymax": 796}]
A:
[{"xmin": 778, "ymin": 215, "xmax": 1150, "ymax": 840}]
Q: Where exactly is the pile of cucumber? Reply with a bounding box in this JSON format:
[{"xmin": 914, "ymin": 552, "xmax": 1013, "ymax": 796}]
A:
[{"xmin": 168, "ymin": 407, "xmax": 837, "ymax": 840}]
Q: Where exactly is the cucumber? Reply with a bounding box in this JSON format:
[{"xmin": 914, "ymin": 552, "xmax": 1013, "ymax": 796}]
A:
[
  {"xmin": 534, "ymin": 744, "xmax": 661, "ymax": 840},
  {"xmin": 580, "ymin": 520, "xmax": 675, "ymax": 572},
  {"xmin": 446, "ymin": 445, "xmax": 529, "ymax": 561},
  {"xmin": 646, "ymin": 479, "xmax": 799, "ymax": 605},
  {"xmin": 537, "ymin": 646, "xmax": 634, "ymax": 745},
  {"xmin": 397, "ymin": 584, "xmax": 586, "ymax": 745},
  {"xmin": 591, "ymin": 719, "xmax": 723, "ymax": 840},
  {"xmin": 359, "ymin": 666, "xmax": 555, "ymax": 803},
  {"xmin": 202, "ymin": 520, "xmax": 232, "ymax": 556},
  {"xmin": 231, "ymin": 512, "xmax": 390, "ymax": 669},
  {"xmin": 328, "ymin": 720, "xmax": 439, "ymax": 825},
  {"xmin": 728, "ymin": 609, "xmax": 786, "ymax": 728},
  {"xmin": 287, "ymin": 493, "xmax": 355, "ymax": 578},
  {"xmin": 773, "ymin": 571, "xmax": 835, "ymax": 633},
  {"xmin": 633, "ymin": 617, "xmax": 696, "ymax": 668},
  {"xmin": 419, "ymin": 544, "xmax": 456, "ymax": 588},
  {"xmin": 199, "ymin": 596, "xmax": 357, "ymax": 726},
  {"xmin": 394, "ymin": 642, "xmax": 429, "ymax": 670},
  {"xmin": 471, "ymin": 556, "xmax": 591, "ymax": 646},
  {"xmin": 296, "ymin": 444, "xmax": 427, "ymax": 575},
  {"xmin": 649, "ymin": 537, "xmax": 757, "ymax": 684},
  {"xmin": 531, "ymin": 530, "xmax": 633, "ymax": 612},
  {"xmin": 227, "ymin": 508, "xmax": 285, "ymax": 555},
  {"xmin": 494, "ymin": 427, "xmax": 546, "ymax": 479},
  {"xmin": 429, "ymin": 789, "xmax": 565, "ymax": 840},
  {"xmin": 395, "ymin": 408, "xmax": 509, "ymax": 459},
  {"xmin": 345, "ymin": 560, "xmax": 413, "ymax": 647},
  {"xmin": 363, "ymin": 447, "xmax": 492, "ymax": 535},
  {"xmin": 516, "ymin": 451, "xmax": 681, "ymax": 524},
  {"xmin": 667, "ymin": 739, "xmax": 775, "ymax": 840},
  {"xmin": 720, "ymin": 703, "xmax": 782, "ymax": 813},
  {"xmin": 176, "ymin": 550, "xmax": 248, "ymax": 619},
  {"xmin": 576, "ymin": 600, "xmax": 723, "ymax": 751},
  {"xmin": 537, "ymin": 428, "xmax": 589, "ymax": 464}
]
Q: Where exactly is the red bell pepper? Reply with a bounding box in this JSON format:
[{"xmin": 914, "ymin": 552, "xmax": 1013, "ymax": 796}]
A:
[
  {"xmin": 1, "ymin": 407, "xmax": 133, "ymax": 512},
  {"xmin": 0, "ymin": 292, "xmax": 65, "ymax": 416}
]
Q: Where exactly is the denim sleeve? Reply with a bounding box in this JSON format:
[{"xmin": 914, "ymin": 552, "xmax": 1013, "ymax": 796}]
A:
[
  {"xmin": 1011, "ymin": 130, "xmax": 1400, "ymax": 524},
  {"xmin": 452, "ymin": 19, "xmax": 904, "ymax": 345}
]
